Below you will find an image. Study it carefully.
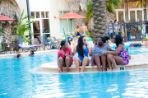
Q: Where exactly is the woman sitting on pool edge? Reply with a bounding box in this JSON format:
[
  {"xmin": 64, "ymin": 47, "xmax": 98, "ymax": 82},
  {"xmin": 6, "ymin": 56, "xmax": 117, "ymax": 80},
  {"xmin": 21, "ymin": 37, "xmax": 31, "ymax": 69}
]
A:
[
  {"xmin": 91, "ymin": 36, "xmax": 111, "ymax": 71},
  {"xmin": 107, "ymin": 35, "xmax": 130, "ymax": 70},
  {"xmin": 57, "ymin": 40, "xmax": 73, "ymax": 72},
  {"xmin": 74, "ymin": 36, "xmax": 90, "ymax": 72}
]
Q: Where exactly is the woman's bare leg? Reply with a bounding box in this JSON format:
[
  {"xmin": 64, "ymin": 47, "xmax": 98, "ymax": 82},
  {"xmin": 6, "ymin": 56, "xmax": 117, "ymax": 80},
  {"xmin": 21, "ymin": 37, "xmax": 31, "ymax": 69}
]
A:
[
  {"xmin": 94, "ymin": 55, "xmax": 101, "ymax": 71},
  {"xmin": 65, "ymin": 56, "xmax": 72, "ymax": 72},
  {"xmin": 91, "ymin": 56, "xmax": 96, "ymax": 71},
  {"xmin": 107, "ymin": 54, "xmax": 112, "ymax": 70},
  {"xmin": 101, "ymin": 54, "xmax": 107, "ymax": 71},
  {"xmin": 107, "ymin": 54, "xmax": 117, "ymax": 70},
  {"xmin": 74, "ymin": 57, "xmax": 81, "ymax": 72},
  {"xmin": 91, "ymin": 56, "xmax": 95, "ymax": 66},
  {"xmin": 114, "ymin": 56, "xmax": 125, "ymax": 65},
  {"xmin": 58, "ymin": 57, "xmax": 64, "ymax": 72},
  {"xmin": 81, "ymin": 57, "xmax": 89, "ymax": 72}
]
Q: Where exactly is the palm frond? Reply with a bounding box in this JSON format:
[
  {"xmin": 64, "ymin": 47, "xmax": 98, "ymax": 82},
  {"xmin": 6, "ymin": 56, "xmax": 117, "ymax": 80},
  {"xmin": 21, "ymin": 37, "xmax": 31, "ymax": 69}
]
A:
[
  {"xmin": 15, "ymin": 11, "xmax": 32, "ymax": 39},
  {"xmin": 85, "ymin": 0, "xmax": 93, "ymax": 24},
  {"xmin": 107, "ymin": 0, "xmax": 123, "ymax": 13}
]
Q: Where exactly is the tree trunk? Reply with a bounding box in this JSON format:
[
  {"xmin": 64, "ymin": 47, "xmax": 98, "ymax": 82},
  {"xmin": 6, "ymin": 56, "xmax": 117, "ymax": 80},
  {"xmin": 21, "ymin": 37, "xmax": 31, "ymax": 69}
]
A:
[{"xmin": 93, "ymin": 0, "xmax": 107, "ymax": 43}]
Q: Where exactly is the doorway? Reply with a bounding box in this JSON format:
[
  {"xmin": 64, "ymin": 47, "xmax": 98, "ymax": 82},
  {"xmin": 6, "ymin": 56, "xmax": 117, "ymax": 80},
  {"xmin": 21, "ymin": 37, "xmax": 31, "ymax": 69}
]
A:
[{"xmin": 31, "ymin": 19, "xmax": 42, "ymax": 44}]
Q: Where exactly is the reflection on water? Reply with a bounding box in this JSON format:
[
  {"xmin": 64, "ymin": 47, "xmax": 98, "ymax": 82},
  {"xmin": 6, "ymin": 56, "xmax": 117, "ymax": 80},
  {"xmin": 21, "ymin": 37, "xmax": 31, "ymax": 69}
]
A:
[{"xmin": 31, "ymin": 72, "xmax": 130, "ymax": 98}]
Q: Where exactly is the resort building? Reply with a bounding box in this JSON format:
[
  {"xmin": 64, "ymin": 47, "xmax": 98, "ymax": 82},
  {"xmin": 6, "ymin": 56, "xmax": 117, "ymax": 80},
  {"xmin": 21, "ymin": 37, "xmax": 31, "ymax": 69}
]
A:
[
  {"xmin": 115, "ymin": 0, "xmax": 148, "ymax": 40},
  {"xmin": 0, "ymin": 0, "xmax": 87, "ymax": 47},
  {"xmin": 0, "ymin": 0, "xmax": 87, "ymax": 51},
  {"xmin": 16, "ymin": 0, "xmax": 86, "ymax": 43},
  {"xmin": 115, "ymin": 0, "xmax": 147, "ymax": 23},
  {"xmin": 1, "ymin": 0, "xmax": 148, "ymax": 46}
]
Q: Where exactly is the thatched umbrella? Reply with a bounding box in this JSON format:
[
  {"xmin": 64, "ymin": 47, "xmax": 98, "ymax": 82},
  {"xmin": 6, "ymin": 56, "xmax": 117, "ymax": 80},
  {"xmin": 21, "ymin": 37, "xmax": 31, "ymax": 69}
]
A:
[
  {"xmin": 0, "ymin": 0, "xmax": 20, "ymax": 50},
  {"xmin": 0, "ymin": 0, "xmax": 20, "ymax": 19}
]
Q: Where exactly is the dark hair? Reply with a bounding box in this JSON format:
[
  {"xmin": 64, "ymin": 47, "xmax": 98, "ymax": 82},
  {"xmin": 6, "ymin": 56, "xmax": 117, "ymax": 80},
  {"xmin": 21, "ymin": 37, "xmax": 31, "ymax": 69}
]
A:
[
  {"xmin": 98, "ymin": 37, "xmax": 106, "ymax": 43},
  {"xmin": 16, "ymin": 54, "xmax": 21, "ymax": 58},
  {"xmin": 115, "ymin": 35, "xmax": 123, "ymax": 47},
  {"xmin": 60, "ymin": 40, "xmax": 66, "ymax": 49},
  {"xmin": 67, "ymin": 36, "xmax": 73, "ymax": 45},
  {"xmin": 77, "ymin": 36, "xmax": 85, "ymax": 57},
  {"xmin": 30, "ymin": 50, "xmax": 34, "ymax": 56},
  {"xmin": 100, "ymin": 37, "xmax": 106, "ymax": 43},
  {"xmin": 76, "ymin": 25, "xmax": 79, "ymax": 28},
  {"xmin": 103, "ymin": 36, "xmax": 110, "ymax": 43},
  {"xmin": 110, "ymin": 33, "xmax": 116, "ymax": 39}
]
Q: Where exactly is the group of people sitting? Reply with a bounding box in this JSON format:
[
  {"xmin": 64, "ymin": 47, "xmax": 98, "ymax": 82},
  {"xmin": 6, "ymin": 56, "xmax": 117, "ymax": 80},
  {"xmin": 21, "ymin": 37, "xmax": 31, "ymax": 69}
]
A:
[{"xmin": 57, "ymin": 34, "xmax": 130, "ymax": 72}]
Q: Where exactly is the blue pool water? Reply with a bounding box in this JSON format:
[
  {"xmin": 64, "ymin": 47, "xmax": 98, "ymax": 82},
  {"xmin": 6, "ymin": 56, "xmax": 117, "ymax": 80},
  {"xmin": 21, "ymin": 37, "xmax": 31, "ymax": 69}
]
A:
[
  {"xmin": 111, "ymin": 43, "xmax": 148, "ymax": 55},
  {"xmin": 128, "ymin": 47, "xmax": 148, "ymax": 55},
  {"xmin": 0, "ymin": 47, "xmax": 148, "ymax": 98}
]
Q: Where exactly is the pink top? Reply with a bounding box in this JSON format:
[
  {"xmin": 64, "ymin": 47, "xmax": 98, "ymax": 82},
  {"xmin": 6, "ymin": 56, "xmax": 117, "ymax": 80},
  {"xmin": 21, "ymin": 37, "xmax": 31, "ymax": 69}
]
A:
[{"xmin": 58, "ymin": 48, "xmax": 72, "ymax": 59}]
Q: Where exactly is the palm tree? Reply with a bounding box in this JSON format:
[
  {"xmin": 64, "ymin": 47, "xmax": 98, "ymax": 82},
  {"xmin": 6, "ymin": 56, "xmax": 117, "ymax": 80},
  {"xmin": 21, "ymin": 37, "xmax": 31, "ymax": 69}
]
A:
[
  {"xmin": 92, "ymin": 0, "xmax": 122, "ymax": 42},
  {"xmin": 93, "ymin": 0, "xmax": 106, "ymax": 41}
]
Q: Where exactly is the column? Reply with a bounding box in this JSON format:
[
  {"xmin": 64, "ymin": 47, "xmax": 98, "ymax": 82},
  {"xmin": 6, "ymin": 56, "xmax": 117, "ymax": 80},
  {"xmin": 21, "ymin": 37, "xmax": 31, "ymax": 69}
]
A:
[{"xmin": 146, "ymin": 0, "xmax": 148, "ymax": 21}]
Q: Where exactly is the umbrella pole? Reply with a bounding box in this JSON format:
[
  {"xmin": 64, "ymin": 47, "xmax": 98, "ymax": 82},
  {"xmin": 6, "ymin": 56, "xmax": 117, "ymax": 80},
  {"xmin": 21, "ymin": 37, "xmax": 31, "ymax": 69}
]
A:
[
  {"xmin": 63, "ymin": 28, "xmax": 66, "ymax": 39},
  {"xmin": 70, "ymin": 19, "xmax": 73, "ymax": 35},
  {"xmin": 67, "ymin": 19, "xmax": 69, "ymax": 35}
]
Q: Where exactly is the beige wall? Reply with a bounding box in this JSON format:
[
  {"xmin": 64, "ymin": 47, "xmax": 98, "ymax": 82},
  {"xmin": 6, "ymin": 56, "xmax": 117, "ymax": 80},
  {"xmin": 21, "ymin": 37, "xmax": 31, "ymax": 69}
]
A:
[{"xmin": 29, "ymin": 0, "xmax": 69, "ymax": 39}]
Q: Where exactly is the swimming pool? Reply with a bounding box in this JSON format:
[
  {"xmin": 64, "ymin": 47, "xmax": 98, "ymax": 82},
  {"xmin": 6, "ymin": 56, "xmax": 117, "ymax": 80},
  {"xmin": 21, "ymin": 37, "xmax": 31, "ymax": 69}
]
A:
[
  {"xmin": 0, "ymin": 51, "xmax": 148, "ymax": 98},
  {"xmin": 110, "ymin": 43, "xmax": 148, "ymax": 55},
  {"xmin": 128, "ymin": 47, "xmax": 148, "ymax": 55}
]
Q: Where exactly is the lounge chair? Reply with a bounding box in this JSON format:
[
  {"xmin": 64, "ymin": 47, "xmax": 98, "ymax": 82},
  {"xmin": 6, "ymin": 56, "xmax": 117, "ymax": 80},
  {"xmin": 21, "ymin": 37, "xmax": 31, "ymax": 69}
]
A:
[{"xmin": 18, "ymin": 44, "xmax": 41, "ymax": 52}]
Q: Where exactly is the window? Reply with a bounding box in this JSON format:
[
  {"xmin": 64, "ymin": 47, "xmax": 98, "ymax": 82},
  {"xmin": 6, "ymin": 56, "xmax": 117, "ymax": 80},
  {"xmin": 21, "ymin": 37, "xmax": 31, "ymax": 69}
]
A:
[
  {"xmin": 41, "ymin": 12, "xmax": 45, "ymax": 18},
  {"xmin": 144, "ymin": 9, "xmax": 147, "ymax": 21},
  {"xmin": 118, "ymin": 11, "xmax": 124, "ymax": 22},
  {"xmin": 31, "ymin": 11, "xmax": 49, "ymax": 19},
  {"xmin": 31, "ymin": 12, "xmax": 35, "ymax": 18},
  {"xmin": 36, "ymin": 12, "xmax": 40, "ymax": 18},
  {"xmin": 31, "ymin": 11, "xmax": 50, "ymax": 42},
  {"xmin": 33, "ymin": 21, "xmax": 40, "ymax": 37},
  {"xmin": 42, "ymin": 19, "xmax": 50, "ymax": 33},
  {"xmin": 130, "ymin": 11, "xmax": 136, "ymax": 22},
  {"xmin": 45, "ymin": 12, "xmax": 49, "ymax": 18},
  {"xmin": 137, "ymin": 10, "xmax": 143, "ymax": 21}
]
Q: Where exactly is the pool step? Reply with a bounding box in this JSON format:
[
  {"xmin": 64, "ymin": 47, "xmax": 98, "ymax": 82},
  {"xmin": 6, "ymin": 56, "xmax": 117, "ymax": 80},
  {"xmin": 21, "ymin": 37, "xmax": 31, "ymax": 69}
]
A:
[
  {"xmin": 119, "ymin": 65, "xmax": 125, "ymax": 70},
  {"xmin": 33, "ymin": 65, "xmax": 127, "ymax": 73},
  {"xmin": 32, "ymin": 62, "xmax": 148, "ymax": 73}
]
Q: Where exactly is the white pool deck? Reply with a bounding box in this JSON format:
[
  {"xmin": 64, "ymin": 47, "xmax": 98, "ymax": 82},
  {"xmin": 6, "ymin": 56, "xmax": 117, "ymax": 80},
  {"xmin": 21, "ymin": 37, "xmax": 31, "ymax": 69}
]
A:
[{"xmin": 32, "ymin": 53, "xmax": 148, "ymax": 73}]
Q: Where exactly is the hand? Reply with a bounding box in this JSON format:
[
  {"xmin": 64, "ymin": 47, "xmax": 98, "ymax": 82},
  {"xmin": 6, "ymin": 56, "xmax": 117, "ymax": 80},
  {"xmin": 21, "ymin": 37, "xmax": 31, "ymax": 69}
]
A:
[
  {"xmin": 106, "ymin": 51, "xmax": 111, "ymax": 54},
  {"xmin": 102, "ymin": 51, "xmax": 107, "ymax": 55},
  {"xmin": 103, "ymin": 51, "xmax": 110, "ymax": 54}
]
